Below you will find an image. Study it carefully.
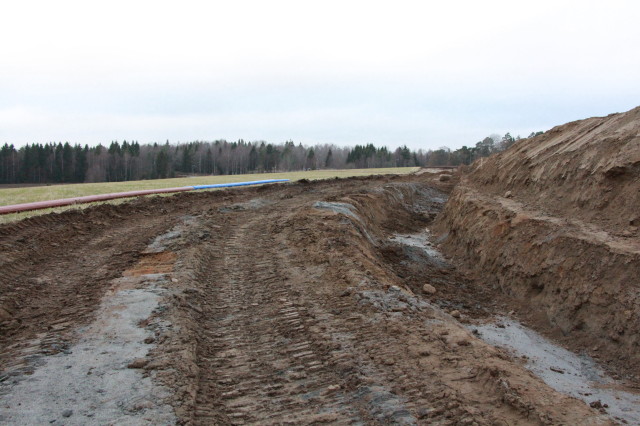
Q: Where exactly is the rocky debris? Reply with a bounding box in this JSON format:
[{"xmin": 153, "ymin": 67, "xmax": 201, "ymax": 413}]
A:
[
  {"xmin": 590, "ymin": 400, "xmax": 609, "ymax": 414},
  {"xmin": 61, "ymin": 409, "xmax": 73, "ymax": 418},
  {"xmin": 356, "ymin": 286, "xmax": 429, "ymax": 314},
  {"xmin": 422, "ymin": 284, "xmax": 437, "ymax": 294}
]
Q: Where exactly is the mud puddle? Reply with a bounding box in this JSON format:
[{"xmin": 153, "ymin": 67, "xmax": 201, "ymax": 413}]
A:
[
  {"xmin": 473, "ymin": 318, "xmax": 640, "ymax": 424},
  {"xmin": 389, "ymin": 229, "xmax": 442, "ymax": 260},
  {"xmin": 0, "ymin": 275, "xmax": 176, "ymax": 425},
  {"xmin": 388, "ymin": 229, "xmax": 640, "ymax": 423},
  {"xmin": 0, "ymin": 221, "xmax": 196, "ymax": 425}
]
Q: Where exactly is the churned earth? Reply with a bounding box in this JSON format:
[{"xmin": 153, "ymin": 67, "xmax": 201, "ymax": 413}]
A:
[
  {"xmin": 434, "ymin": 106, "xmax": 640, "ymax": 390},
  {"xmin": 0, "ymin": 168, "xmax": 636, "ymax": 424}
]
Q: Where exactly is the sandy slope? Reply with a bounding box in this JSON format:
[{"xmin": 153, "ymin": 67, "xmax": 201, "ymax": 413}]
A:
[{"xmin": 435, "ymin": 106, "xmax": 640, "ymax": 385}]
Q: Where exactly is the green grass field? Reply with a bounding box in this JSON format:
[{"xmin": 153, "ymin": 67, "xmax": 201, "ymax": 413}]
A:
[{"xmin": 0, "ymin": 167, "xmax": 418, "ymax": 224}]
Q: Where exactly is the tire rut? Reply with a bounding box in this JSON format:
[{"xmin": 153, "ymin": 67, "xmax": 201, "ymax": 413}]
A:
[{"xmin": 192, "ymin": 213, "xmax": 365, "ymax": 424}]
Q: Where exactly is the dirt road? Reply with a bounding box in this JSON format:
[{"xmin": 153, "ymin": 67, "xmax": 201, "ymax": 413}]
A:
[{"xmin": 0, "ymin": 174, "xmax": 620, "ymax": 424}]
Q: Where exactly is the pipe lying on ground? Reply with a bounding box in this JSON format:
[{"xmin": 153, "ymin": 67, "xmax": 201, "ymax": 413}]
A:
[{"xmin": 0, "ymin": 179, "xmax": 289, "ymax": 215}]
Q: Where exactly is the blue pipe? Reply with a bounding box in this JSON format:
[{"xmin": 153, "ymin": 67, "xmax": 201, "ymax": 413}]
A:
[{"xmin": 191, "ymin": 179, "xmax": 289, "ymax": 190}]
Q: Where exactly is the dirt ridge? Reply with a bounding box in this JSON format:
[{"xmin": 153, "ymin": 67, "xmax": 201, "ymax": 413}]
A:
[
  {"xmin": 435, "ymin": 105, "xmax": 640, "ymax": 381},
  {"xmin": 466, "ymin": 106, "xmax": 640, "ymax": 234}
]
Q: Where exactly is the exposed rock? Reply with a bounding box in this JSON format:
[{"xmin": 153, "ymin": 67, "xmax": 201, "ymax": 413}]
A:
[{"xmin": 422, "ymin": 284, "xmax": 437, "ymax": 295}]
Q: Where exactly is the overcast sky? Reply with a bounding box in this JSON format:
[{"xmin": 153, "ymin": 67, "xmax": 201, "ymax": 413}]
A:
[{"xmin": 1, "ymin": 0, "xmax": 639, "ymax": 151}]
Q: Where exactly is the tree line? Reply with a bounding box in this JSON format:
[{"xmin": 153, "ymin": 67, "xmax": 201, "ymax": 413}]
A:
[{"xmin": 0, "ymin": 132, "xmax": 541, "ymax": 184}]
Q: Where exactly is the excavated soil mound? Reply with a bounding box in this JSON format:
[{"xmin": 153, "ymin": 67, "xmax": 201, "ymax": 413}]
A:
[
  {"xmin": 466, "ymin": 106, "xmax": 640, "ymax": 233},
  {"xmin": 435, "ymin": 106, "xmax": 640, "ymax": 379}
]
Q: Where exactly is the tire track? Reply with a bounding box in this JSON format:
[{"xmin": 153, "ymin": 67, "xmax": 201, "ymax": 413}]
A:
[{"xmin": 192, "ymin": 213, "xmax": 365, "ymax": 424}]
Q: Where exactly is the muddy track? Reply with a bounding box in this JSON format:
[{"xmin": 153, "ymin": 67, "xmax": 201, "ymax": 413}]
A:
[
  {"xmin": 191, "ymin": 214, "xmax": 364, "ymax": 424},
  {"xmin": 0, "ymin": 175, "xmax": 615, "ymax": 424},
  {"xmin": 183, "ymin": 193, "xmax": 461, "ymax": 424},
  {"xmin": 162, "ymin": 179, "xmax": 608, "ymax": 424}
]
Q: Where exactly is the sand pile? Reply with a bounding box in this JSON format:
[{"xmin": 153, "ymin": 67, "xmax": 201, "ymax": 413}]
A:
[{"xmin": 435, "ymin": 106, "xmax": 640, "ymax": 378}]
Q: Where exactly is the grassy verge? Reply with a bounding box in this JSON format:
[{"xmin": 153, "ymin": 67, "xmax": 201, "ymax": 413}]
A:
[{"xmin": 0, "ymin": 167, "xmax": 418, "ymax": 224}]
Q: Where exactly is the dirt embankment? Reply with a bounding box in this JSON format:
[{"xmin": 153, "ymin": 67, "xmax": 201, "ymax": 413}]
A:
[{"xmin": 435, "ymin": 106, "xmax": 640, "ymax": 379}]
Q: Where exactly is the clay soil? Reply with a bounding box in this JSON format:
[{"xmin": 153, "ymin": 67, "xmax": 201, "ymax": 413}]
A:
[{"xmin": 0, "ymin": 173, "xmax": 622, "ymax": 424}]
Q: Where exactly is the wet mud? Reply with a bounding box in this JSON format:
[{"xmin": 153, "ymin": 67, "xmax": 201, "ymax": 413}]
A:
[{"xmin": 0, "ymin": 173, "xmax": 628, "ymax": 424}]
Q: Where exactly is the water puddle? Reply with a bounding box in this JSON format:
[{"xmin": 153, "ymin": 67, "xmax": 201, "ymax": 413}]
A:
[{"xmin": 473, "ymin": 318, "xmax": 640, "ymax": 424}]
